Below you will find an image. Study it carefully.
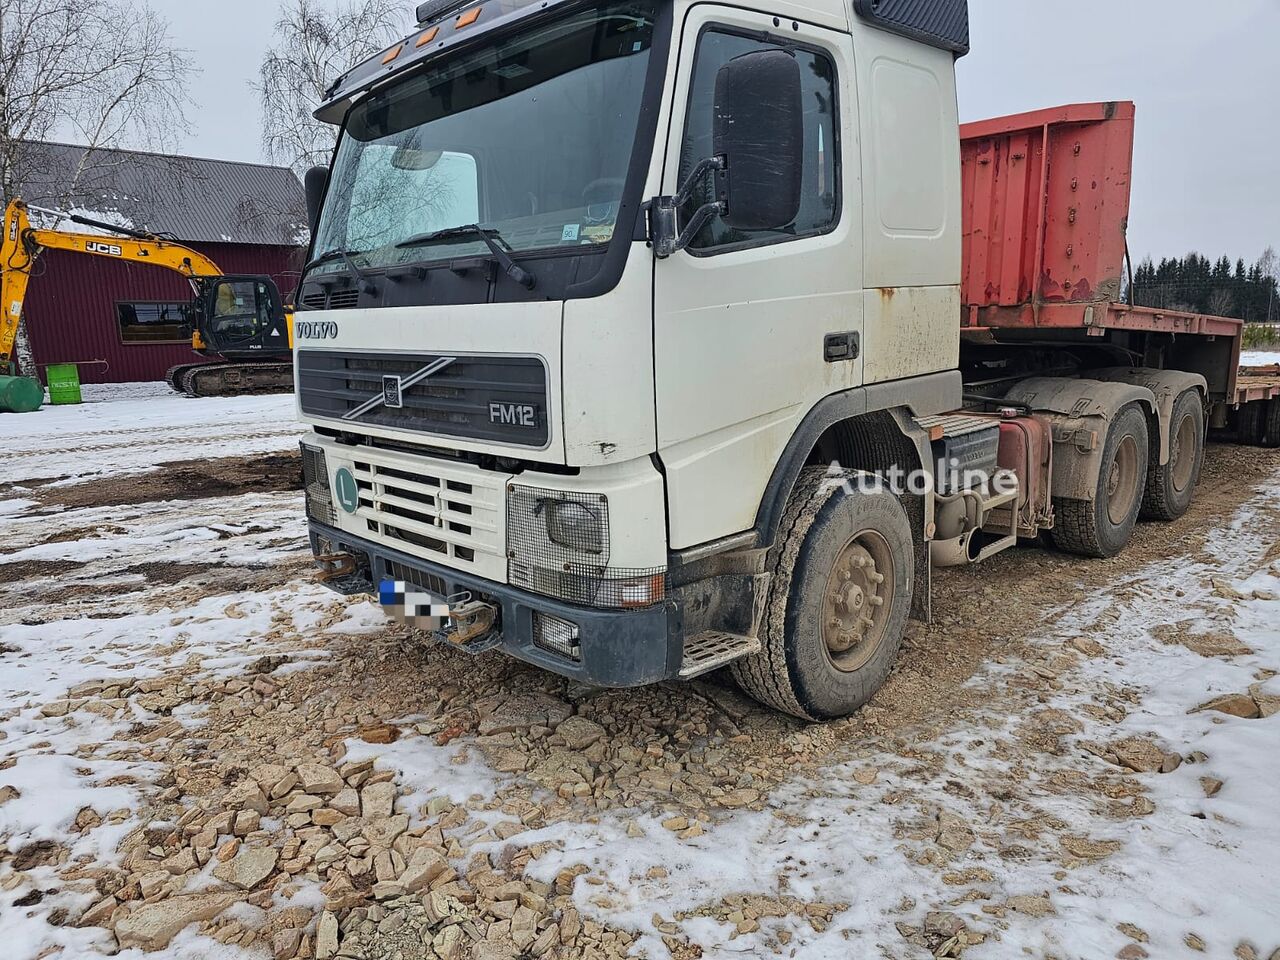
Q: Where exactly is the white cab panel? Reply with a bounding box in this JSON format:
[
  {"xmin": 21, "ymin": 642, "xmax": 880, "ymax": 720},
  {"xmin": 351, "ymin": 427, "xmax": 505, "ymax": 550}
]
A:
[
  {"xmin": 562, "ymin": 245, "xmax": 657, "ymax": 466},
  {"xmin": 860, "ymin": 284, "xmax": 960, "ymax": 385},
  {"xmin": 854, "ymin": 22, "xmax": 962, "ymax": 291},
  {"xmin": 653, "ymin": 4, "xmax": 863, "ymax": 550}
]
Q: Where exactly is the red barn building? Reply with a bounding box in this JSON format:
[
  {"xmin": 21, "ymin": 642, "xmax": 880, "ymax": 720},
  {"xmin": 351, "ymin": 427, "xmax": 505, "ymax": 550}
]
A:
[{"xmin": 12, "ymin": 141, "xmax": 306, "ymax": 384}]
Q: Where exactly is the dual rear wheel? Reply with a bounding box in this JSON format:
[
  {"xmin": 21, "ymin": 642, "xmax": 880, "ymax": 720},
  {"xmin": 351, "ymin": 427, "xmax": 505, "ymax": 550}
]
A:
[{"xmin": 1052, "ymin": 391, "xmax": 1204, "ymax": 558}]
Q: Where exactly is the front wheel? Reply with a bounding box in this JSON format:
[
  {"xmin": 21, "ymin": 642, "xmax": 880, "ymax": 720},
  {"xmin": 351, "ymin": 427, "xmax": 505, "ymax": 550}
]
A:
[{"xmin": 732, "ymin": 468, "xmax": 914, "ymax": 721}]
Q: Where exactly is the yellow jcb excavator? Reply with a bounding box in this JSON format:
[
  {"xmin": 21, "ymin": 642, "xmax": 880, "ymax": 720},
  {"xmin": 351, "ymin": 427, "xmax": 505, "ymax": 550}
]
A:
[{"xmin": 1, "ymin": 198, "xmax": 294, "ymax": 409}]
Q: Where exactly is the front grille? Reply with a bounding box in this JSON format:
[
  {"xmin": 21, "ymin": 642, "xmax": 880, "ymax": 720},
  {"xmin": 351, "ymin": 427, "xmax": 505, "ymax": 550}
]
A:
[
  {"xmin": 298, "ymin": 350, "xmax": 549, "ymax": 447},
  {"xmin": 384, "ymin": 559, "xmax": 447, "ymax": 598},
  {"xmin": 351, "ymin": 453, "xmax": 505, "ymax": 581}
]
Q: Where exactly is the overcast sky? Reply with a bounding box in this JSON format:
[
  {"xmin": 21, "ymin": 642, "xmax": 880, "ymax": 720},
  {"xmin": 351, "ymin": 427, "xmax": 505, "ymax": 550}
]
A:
[{"xmin": 169, "ymin": 0, "xmax": 1279, "ymax": 264}]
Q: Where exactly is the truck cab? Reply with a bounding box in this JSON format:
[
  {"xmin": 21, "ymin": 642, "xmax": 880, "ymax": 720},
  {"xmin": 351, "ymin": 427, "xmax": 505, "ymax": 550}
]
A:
[{"xmin": 296, "ymin": 0, "xmax": 986, "ymax": 719}]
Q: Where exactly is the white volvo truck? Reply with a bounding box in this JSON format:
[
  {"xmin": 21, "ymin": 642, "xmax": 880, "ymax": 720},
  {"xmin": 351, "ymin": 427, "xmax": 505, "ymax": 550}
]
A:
[{"xmin": 295, "ymin": 0, "xmax": 1260, "ymax": 718}]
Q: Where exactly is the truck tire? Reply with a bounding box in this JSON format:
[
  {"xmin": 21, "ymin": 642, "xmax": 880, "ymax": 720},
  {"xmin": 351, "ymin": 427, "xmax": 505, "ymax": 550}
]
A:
[
  {"xmin": 1264, "ymin": 400, "xmax": 1280, "ymax": 448},
  {"xmin": 1237, "ymin": 400, "xmax": 1267, "ymax": 445},
  {"xmin": 1051, "ymin": 403, "xmax": 1149, "ymax": 558},
  {"xmin": 1141, "ymin": 389, "xmax": 1204, "ymax": 521},
  {"xmin": 731, "ymin": 467, "xmax": 913, "ymax": 721}
]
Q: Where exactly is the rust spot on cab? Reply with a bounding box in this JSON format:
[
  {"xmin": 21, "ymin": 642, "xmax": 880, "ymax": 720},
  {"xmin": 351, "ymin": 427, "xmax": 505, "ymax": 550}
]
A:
[{"xmin": 879, "ymin": 286, "xmax": 897, "ymax": 302}]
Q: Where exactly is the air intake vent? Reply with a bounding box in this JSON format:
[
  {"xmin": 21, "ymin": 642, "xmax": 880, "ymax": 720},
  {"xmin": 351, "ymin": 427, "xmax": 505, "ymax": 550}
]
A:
[
  {"xmin": 329, "ymin": 288, "xmax": 360, "ymax": 310},
  {"xmin": 298, "ymin": 285, "xmax": 362, "ymax": 311}
]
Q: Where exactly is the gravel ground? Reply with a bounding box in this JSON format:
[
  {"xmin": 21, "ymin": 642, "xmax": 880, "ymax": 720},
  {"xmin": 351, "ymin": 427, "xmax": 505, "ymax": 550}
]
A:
[{"xmin": 2, "ymin": 395, "xmax": 1279, "ymax": 960}]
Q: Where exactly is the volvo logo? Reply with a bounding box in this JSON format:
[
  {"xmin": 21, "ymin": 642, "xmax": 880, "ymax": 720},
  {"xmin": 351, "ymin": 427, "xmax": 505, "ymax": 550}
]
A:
[
  {"xmin": 342, "ymin": 356, "xmax": 457, "ymax": 420},
  {"xmin": 296, "ymin": 320, "xmax": 339, "ymax": 340},
  {"xmin": 382, "ymin": 375, "xmax": 404, "ymax": 409}
]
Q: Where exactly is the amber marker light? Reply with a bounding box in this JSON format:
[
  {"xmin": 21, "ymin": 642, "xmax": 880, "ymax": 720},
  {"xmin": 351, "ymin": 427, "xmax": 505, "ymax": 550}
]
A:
[
  {"xmin": 456, "ymin": 6, "xmax": 481, "ymax": 27},
  {"xmin": 415, "ymin": 26, "xmax": 440, "ymax": 46},
  {"xmin": 382, "ymin": 44, "xmax": 403, "ymax": 64}
]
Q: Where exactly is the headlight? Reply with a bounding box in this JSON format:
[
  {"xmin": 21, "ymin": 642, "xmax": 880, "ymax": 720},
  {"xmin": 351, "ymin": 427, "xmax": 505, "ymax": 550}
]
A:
[
  {"xmin": 300, "ymin": 443, "xmax": 335, "ymax": 525},
  {"xmin": 544, "ymin": 500, "xmax": 603, "ymax": 554},
  {"xmin": 507, "ymin": 484, "xmax": 663, "ymax": 609}
]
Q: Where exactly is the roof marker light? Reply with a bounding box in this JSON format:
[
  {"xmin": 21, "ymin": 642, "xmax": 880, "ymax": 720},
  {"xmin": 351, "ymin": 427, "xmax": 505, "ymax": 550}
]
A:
[
  {"xmin": 415, "ymin": 26, "xmax": 440, "ymax": 46},
  {"xmin": 382, "ymin": 44, "xmax": 403, "ymax": 64},
  {"xmin": 455, "ymin": 6, "xmax": 481, "ymax": 27}
]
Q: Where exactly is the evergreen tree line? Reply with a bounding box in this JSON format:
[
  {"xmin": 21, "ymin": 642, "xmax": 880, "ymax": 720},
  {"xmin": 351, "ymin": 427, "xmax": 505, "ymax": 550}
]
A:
[{"xmin": 1129, "ymin": 248, "xmax": 1279, "ymax": 322}]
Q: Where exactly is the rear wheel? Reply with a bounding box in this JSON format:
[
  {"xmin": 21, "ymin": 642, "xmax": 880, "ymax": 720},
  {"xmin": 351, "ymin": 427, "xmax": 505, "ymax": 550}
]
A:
[
  {"xmin": 1051, "ymin": 403, "xmax": 1149, "ymax": 558},
  {"xmin": 1265, "ymin": 400, "xmax": 1280, "ymax": 448},
  {"xmin": 731, "ymin": 468, "xmax": 913, "ymax": 721},
  {"xmin": 1142, "ymin": 389, "xmax": 1204, "ymax": 520}
]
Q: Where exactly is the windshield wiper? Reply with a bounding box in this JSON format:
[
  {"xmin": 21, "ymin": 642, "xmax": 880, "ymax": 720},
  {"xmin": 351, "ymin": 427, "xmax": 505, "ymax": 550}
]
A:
[
  {"xmin": 397, "ymin": 225, "xmax": 535, "ymax": 290},
  {"xmin": 303, "ymin": 248, "xmax": 375, "ymax": 292}
]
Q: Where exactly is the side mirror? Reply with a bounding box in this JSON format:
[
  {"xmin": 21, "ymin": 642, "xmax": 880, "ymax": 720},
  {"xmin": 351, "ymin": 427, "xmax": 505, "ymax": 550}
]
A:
[
  {"xmin": 304, "ymin": 166, "xmax": 329, "ymax": 235},
  {"xmin": 649, "ymin": 48, "xmax": 804, "ymax": 258},
  {"xmin": 712, "ymin": 49, "xmax": 803, "ymax": 231}
]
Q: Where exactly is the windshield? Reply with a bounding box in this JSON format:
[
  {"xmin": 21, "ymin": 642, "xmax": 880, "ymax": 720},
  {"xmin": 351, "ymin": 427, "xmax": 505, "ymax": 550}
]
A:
[{"xmin": 312, "ymin": 0, "xmax": 656, "ymax": 274}]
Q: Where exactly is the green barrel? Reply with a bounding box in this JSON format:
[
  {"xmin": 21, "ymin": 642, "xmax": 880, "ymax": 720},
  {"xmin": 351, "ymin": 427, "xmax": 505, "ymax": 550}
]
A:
[
  {"xmin": 46, "ymin": 363, "xmax": 82, "ymax": 405},
  {"xmin": 0, "ymin": 375, "xmax": 44, "ymax": 413}
]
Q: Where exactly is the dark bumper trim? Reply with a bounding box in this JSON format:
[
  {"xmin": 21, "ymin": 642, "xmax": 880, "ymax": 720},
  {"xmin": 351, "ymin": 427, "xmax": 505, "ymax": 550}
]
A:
[{"xmin": 307, "ymin": 521, "xmax": 683, "ymax": 687}]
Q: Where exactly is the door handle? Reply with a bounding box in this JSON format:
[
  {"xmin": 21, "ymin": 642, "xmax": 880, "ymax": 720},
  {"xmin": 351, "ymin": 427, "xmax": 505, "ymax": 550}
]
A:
[{"xmin": 824, "ymin": 332, "xmax": 860, "ymax": 362}]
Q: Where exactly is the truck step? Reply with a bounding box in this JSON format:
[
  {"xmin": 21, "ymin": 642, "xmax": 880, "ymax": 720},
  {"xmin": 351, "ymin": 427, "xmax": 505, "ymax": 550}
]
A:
[{"xmin": 679, "ymin": 631, "xmax": 761, "ymax": 679}]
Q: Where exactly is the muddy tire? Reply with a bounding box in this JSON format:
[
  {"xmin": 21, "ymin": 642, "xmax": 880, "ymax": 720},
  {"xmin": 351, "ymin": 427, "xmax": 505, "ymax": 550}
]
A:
[
  {"xmin": 1265, "ymin": 400, "xmax": 1280, "ymax": 448},
  {"xmin": 731, "ymin": 467, "xmax": 913, "ymax": 721},
  {"xmin": 1051, "ymin": 403, "xmax": 1149, "ymax": 558},
  {"xmin": 1141, "ymin": 389, "xmax": 1204, "ymax": 521}
]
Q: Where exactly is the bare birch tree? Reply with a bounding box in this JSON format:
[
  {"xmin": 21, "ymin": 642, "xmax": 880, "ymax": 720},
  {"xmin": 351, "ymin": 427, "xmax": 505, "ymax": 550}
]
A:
[
  {"xmin": 0, "ymin": 0, "xmax": 193, "ymax": 373},
  {"xmin": 256, "ymin": 0, "xmax": 406, "ymax": 177}
]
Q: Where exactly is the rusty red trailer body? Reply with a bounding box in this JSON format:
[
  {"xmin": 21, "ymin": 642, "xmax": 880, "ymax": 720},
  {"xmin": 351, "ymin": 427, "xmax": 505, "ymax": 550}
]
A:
[{"xmin": 959, "ymin": 102, "xmax": 1241, "ymax": 340}]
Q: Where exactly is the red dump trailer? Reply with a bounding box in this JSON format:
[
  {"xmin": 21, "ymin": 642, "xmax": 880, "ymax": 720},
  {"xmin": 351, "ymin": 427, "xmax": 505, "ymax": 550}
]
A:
[{"xmin": 955, "ymin": 101, "xmax": 1280, "ymax": 445}]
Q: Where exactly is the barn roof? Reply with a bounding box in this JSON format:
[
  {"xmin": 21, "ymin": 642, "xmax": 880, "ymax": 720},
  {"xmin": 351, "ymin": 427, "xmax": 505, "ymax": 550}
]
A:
[{"xmin": 11, "ymin": 141, "xmax": 308, "ymax": 247}]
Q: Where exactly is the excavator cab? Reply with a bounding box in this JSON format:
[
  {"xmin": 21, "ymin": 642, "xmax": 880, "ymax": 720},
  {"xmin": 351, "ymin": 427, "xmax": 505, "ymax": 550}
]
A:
[
  {"xmin": 193, "ymin": 276, "xmax": 292, "ymax": 361},
  {"xmin": 164, "ymin": 275, "xmax": 296, "ymax": 397}
]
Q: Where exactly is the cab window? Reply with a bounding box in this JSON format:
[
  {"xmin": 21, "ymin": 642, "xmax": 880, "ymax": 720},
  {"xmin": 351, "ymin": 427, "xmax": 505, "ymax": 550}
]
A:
[{"xmin": 678, "ymin": 29, "xmax": 838, "ymax": 252}]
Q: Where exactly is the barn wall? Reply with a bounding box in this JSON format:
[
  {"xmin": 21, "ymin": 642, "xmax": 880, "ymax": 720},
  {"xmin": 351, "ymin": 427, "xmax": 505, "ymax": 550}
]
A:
[{"xmin": 21, "ymin": 243, "xmax": 304, "ymax": 384}]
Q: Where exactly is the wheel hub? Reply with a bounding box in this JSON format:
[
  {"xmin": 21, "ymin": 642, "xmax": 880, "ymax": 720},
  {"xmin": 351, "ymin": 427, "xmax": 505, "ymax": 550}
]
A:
[
  {"xmin": 822, "ymin": 539, "xmax": 892, "ymax": 667},
  {"xmin": 1106, "ymin": 434, "xmax": 1140, "ymax": 526}
]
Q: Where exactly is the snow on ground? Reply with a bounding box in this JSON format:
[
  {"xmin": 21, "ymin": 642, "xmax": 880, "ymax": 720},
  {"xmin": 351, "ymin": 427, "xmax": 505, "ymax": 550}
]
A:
[
  {"xmin": 1242, "ymin": 350, "xmax": 1280, "ymax": 366},
  {"xmin": 507, "ymin": 475, "xmax": 1280, "ymax": 959},
  {"xmin": 0, "ymin": 490, "xmax": 379, "ymax": 959},
  {"xmin": 1, "ymin": 385, "xmax": 301, "ymax": 485}
]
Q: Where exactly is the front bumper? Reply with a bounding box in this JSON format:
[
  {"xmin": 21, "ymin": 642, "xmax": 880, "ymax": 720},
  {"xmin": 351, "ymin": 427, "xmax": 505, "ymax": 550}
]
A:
[{"xmin": 309, "ymin": 520, "xmax": 684, "ymax": 687}]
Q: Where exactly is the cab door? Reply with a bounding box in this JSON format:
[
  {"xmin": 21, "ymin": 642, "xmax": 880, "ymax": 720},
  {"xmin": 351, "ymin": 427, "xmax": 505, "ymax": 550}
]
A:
[{"xmin": 652, "ymin": 6, "xmax": 861, "ymax": 550}]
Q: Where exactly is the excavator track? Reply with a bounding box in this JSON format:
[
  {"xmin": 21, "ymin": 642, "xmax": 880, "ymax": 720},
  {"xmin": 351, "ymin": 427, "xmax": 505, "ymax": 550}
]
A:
[
  {"xmin": 177, "ymin": 362, "xmax": 294, "ymax": 398},
  {"xmin": 164, "ymin": 363, "xmax": 203, "ymax": 394}
]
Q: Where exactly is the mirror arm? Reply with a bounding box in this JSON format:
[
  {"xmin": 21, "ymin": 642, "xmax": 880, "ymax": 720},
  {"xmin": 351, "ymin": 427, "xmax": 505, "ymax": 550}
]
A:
[
  {"xmin": 650, "ymin": 155, "xmax": 726, "ymax": 259},
  {"xmin": 674, "ymin": 156, "xmax": 725, "ymax": 207}
]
